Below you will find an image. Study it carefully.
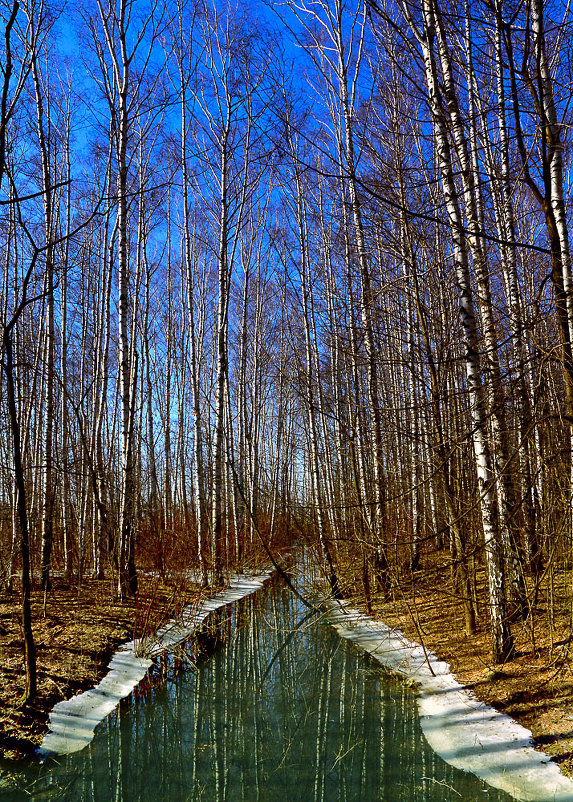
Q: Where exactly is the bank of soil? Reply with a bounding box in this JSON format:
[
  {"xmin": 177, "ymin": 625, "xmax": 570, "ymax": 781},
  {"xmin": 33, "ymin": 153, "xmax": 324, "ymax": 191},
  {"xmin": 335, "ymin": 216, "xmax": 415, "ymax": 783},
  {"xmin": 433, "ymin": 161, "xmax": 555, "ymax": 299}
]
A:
[
  {"xmin": 0, "ymin": 574, "xmax": 202, "ymax": 761},
  {"xmin": 339, "ymin": 556, "xmax": 573, "ymax": 779}
]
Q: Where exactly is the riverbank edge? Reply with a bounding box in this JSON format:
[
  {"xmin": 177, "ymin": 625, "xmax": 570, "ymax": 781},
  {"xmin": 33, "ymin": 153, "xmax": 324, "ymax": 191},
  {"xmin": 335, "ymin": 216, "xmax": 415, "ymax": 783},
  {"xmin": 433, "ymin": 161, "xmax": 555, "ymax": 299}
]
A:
[
  {"xmin": 37, "ymin": 569, "xmax": 274, "ymax": 758},
  {"xmin": 322, "ymin": 597, "xmax": 573, "ymax": 802}
]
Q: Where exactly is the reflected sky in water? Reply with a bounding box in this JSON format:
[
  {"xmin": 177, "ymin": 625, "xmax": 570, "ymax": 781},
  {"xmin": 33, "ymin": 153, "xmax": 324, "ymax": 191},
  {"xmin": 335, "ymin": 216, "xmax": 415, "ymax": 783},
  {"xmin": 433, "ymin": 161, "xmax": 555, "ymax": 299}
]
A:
[{"xmin": 1, "ymin": 582, "xmax": 515, "ymax": 801}]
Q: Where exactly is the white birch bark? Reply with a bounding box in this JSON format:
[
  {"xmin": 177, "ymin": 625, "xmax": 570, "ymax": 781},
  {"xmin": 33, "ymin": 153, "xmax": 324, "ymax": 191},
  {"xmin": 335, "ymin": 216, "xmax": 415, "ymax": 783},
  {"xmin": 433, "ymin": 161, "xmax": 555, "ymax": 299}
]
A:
[{"xmin": 405, "ymin": 0, "xmax": 512, "ymax": 660}]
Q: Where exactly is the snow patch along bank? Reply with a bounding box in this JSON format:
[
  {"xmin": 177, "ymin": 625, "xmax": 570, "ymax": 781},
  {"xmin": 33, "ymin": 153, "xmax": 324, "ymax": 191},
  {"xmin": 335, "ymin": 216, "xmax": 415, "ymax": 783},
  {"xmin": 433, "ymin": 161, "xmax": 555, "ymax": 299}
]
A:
[
  {"xmin": 39, "ymin": 571, "xmax": 273, "ymax": 757},
  {"xmin": 324, "ymin": 599, "xmax": 573, "ymax": 802}
]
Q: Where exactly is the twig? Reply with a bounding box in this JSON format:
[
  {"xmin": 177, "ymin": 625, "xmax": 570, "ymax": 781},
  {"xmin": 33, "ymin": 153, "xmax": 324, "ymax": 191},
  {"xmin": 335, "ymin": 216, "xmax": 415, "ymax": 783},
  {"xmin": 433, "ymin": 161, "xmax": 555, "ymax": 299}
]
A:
[{"xmin": 420, "ymin": 777, "xmax": 462, "ymax": 796}]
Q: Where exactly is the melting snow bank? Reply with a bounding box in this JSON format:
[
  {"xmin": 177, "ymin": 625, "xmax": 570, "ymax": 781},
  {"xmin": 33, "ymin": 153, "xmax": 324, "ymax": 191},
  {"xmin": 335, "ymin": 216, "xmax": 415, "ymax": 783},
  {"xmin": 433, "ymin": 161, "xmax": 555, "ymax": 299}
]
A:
[
  {"xmin": 324, "ymin": 599, "xmax": 573, "ymax": 802},
  {"xmin": 38, "ymin": 570, "xmax": 274, "ymax": 758}
]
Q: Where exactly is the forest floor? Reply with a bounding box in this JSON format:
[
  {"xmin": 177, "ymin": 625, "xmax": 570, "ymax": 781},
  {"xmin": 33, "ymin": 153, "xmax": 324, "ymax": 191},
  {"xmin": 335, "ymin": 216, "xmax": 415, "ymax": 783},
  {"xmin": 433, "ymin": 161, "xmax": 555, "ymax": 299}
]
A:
[
  {"xmin": 0, "ymin": 573, "xmax": 203, "ymax": 762},
  {"xmin": 338, "ymin": 554, "xmax": 573, "ymax": 779}
]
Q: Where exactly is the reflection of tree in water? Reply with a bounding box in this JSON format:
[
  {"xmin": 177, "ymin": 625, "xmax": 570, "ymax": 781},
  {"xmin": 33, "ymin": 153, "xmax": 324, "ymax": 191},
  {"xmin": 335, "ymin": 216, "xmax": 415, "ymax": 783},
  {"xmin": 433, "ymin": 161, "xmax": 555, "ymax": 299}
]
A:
[{"xmin": 6, "ymin": 586, "xmax": 513, "ymax": 801}]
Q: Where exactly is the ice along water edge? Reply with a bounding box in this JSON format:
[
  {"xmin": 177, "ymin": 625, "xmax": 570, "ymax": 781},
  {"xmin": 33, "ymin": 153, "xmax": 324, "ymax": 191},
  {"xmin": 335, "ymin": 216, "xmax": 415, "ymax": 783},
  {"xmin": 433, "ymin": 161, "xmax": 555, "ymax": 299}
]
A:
[
  {"xmin": 324, "ymin": 598, "xmax": 573, "ymax": 802},
  {"xmin": 38, "ymin": 570, "xmax": 274, "ymax": 757}
]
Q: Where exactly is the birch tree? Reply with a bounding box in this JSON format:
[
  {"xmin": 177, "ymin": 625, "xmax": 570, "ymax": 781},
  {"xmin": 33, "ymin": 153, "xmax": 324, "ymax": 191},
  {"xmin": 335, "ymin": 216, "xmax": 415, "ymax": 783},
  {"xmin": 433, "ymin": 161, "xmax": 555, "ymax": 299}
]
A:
[
  {"xmin": 0, "ymin": 0, "xmax": 40, "ymax": 703},
  {"xmin": 89, "ymin": 0, "xmax": 166, "ymax": 596}
]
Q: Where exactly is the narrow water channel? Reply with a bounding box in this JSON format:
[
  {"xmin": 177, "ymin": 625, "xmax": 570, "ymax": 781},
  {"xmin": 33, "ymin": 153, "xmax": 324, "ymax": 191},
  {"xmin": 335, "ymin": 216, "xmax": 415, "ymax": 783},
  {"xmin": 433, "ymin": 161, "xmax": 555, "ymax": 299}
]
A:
[{"xmin": 1, "ymin": 580, "xmax": 515, "ymax": 801}]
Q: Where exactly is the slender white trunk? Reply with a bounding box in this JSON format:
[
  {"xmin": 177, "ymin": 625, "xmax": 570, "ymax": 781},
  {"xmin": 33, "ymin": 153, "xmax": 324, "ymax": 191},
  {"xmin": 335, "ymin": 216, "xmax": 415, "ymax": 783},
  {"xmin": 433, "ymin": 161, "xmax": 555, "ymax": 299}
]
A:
[{"xmin": 409, "ymin": 0, "xmax": 512, "ymax": 659}]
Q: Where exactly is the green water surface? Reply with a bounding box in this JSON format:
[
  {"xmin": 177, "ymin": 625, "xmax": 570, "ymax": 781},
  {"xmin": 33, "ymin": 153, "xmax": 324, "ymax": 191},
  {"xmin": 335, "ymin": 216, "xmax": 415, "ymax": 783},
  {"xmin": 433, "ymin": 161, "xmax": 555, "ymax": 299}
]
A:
[{"xmin": 0, "ymin": 582, "xmax": 515, "ymax": 801}]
